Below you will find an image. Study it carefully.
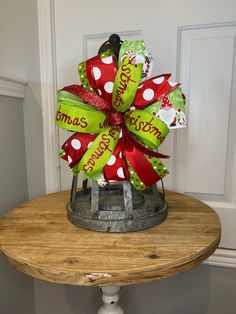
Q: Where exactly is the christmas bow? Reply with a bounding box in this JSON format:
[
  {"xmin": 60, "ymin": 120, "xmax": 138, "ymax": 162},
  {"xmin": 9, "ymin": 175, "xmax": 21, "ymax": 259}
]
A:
[{"xmin": 56, "ymin": 41, "xmax": 186, "ymax": 190}]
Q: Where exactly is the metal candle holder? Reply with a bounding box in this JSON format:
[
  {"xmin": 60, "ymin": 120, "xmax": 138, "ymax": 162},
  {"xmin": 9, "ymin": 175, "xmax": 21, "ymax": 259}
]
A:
[{"xmin": 67, "ymin": 177, "xmax": 168, "ymax": 232}]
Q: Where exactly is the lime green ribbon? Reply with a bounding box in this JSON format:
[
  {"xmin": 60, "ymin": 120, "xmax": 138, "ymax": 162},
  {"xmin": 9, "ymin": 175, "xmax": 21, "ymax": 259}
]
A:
[
  {"xmin": 112, "ymin": 56, "xmax": 143, "ymax": 112},
  {"xmin": 125, "ymin": 109, "xmax": 169, "ymax": 149},
  {"xmin": 56, "ymin": 91, "xmax": 107, "ymax": 133},
  {"xmin": 74, "ymin": 126, "xmax": 120, "ymax": 177}
]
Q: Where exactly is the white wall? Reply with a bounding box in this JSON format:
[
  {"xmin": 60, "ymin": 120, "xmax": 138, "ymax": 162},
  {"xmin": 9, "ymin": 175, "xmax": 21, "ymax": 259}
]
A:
[
  {"xmin": 0, "ymin": 95, "xmax": 34, "ymax": 314},
  {"xmin": 0, "ymin": 0, "xmax": 45, "ymax": 313},
  {"xmin": 0, "ymin": 0, "xmax": 46, "ymax": 199},
  {"xmin": 0, "ymin": 96, "xmax": 28, "ymax": 215}
]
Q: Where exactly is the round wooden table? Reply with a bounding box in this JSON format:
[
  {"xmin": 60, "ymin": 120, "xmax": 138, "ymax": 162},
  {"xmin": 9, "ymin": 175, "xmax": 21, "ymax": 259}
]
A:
[{"xmin": 0, "ymin": 190, "xmax": 221, "ymax": 314}]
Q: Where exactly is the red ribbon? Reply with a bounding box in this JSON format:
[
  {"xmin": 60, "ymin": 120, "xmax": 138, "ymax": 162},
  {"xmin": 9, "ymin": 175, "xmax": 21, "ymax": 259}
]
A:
[
  {"xmin": 123, "ymin": 138, "xmax": 161, "ymax": 186},
  {"xmin": 63, "ymin": 85, "xmax": 115, "ymax": 114}
]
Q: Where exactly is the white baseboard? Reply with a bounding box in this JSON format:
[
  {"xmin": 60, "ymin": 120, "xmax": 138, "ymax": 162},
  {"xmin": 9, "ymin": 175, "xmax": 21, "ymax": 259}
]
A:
[
  {"xmin": 204, "ymin": 248, "xmax": 236, "ymax": 269},
  {"xmin": 0, "ymin": 76, "xmax": 27, "ymax": 98}
]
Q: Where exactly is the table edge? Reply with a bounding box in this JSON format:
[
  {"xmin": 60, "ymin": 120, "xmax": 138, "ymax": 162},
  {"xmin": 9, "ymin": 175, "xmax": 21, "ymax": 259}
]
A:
[{"xmin": 0, "ymin": 229, "xmax": 221, "ymax": 287}]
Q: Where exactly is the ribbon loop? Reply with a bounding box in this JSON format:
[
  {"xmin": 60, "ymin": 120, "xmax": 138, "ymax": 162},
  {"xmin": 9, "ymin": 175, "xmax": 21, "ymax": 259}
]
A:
[
  {"xmin": 125, "ymin": 109, "xmax": 169, "ymax": 150},
  {"xmin": 112, "ymin": 56, "xmax": 142, "ymax": 112}
]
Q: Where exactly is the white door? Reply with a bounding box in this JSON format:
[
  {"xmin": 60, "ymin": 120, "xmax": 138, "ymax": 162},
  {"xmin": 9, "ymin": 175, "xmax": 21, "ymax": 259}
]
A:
[{"xmin": 54, "ymin": 1, "xmax": 236, "ymax": 249}]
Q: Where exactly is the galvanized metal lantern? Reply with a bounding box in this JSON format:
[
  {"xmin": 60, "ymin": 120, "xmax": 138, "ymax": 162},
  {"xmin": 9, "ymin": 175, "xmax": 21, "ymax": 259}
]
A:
[
  {"xmin": 63, "ymin": 34, "xmax": 167, "ymax": 232},
  {"xmin": 64, "ymin": 34, "xmax": 168, "ymax": 232},
  {"xmin": 67, "ymin": 177, "xmax": 167, "ymax": 232},
  {"xmin": 52, "ymin": 32, "xmax": 188, "ymax": 233}
]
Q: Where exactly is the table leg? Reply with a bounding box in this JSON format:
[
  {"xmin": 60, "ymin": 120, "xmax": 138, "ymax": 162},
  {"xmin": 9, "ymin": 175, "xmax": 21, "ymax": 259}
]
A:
[{"xmin": 98, "ymin": 286, "xmax": 124, "ymax": 314}]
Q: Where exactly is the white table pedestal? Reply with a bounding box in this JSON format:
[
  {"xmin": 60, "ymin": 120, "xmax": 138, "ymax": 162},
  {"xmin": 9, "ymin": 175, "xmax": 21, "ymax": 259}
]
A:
[{"xmin": 98, "ymin": 286, "xmax": 124, "ymax": 314}]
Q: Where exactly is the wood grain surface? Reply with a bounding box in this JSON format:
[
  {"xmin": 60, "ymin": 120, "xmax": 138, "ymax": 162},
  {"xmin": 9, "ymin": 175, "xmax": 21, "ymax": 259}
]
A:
[{"xmin": 0, "ymin": 190, "xmax": 221, "ymax": 286}]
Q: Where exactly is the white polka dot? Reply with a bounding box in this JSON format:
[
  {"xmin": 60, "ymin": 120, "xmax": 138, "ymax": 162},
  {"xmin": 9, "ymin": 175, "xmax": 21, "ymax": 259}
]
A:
[
  {"xmin": 68, "ymin": 155, "xmax": 72, "ymax": 164},
  {"xmin": 129, "ymin": 106, "xmax": 136, "ymax": 111},
  {"xmin": 119, "ymin": 130, "xmax": 123, "ymax": 138},
  {"xmin": 93, "ymin": 67, "xmax": 101, "ymax": 80},
  {"xmin": 153, "ymin": 76, "xmax": 164, "ymax": 84},
  {"xmin": 87, "ymin": 142, "xmax": 93, "ymax": 149},
  {"xmin": 107, "ymin": 155, "xmax": 116, "ymax": 166},
  {"xmin": 104, "ymin": 81, "xmax": 114, "ymax": 94},
  {"xmin": 102, "ymin": 56, "xmax": 113, "ymax": 64},
  {"xmin": 119, "ymin": 151, "xmax": 123, "ymax": 158},
  {"xmin": 97, "ymin": 89, "xmax": 102, "ymax": 96},
  {"xmin": 169, "ymin": 81, "xmax": 177, "ymax": 87},
  {"xmin": 143, "ymin": 88, "xmax": 154, "ymax": 101},
  {"xmin": 138, "ymin": 84, "xmax": 143, "ymax": 89},
  {"xmin": 117, "ymin": 167, "xmax": 125, "ymax": 178},
  {"xmin": 71, "ymin": 139, "xmax": 81, "ymax": 150}
]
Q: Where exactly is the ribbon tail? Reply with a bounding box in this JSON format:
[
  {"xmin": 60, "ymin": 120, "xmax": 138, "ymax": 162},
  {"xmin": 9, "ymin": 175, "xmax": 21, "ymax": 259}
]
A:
[
  {"xmin": 123, "ymin": 125, "xmax": 169, "ymax": 159},
  {"xmin": 124, "ymin": 139, "xmax": 161, "ymax": 187}
]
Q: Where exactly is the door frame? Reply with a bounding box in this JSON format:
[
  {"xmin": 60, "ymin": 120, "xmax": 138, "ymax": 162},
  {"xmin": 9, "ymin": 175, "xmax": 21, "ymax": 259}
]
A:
[{"xmin": 37, "ymin": 0, "xmax": 60, "ymax": 193}]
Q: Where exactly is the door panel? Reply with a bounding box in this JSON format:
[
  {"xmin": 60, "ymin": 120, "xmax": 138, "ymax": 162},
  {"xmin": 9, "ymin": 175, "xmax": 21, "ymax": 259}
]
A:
[{"xmin": 176, "ymin": 24, "xmax": 236, "ymax": 248}]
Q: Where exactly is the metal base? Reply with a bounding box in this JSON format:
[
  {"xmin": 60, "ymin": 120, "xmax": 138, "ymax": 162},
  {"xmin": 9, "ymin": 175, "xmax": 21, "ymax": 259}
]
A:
[{"xmin": 67, "ymin": 181, "xmax": 168, "ymax": 233}]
